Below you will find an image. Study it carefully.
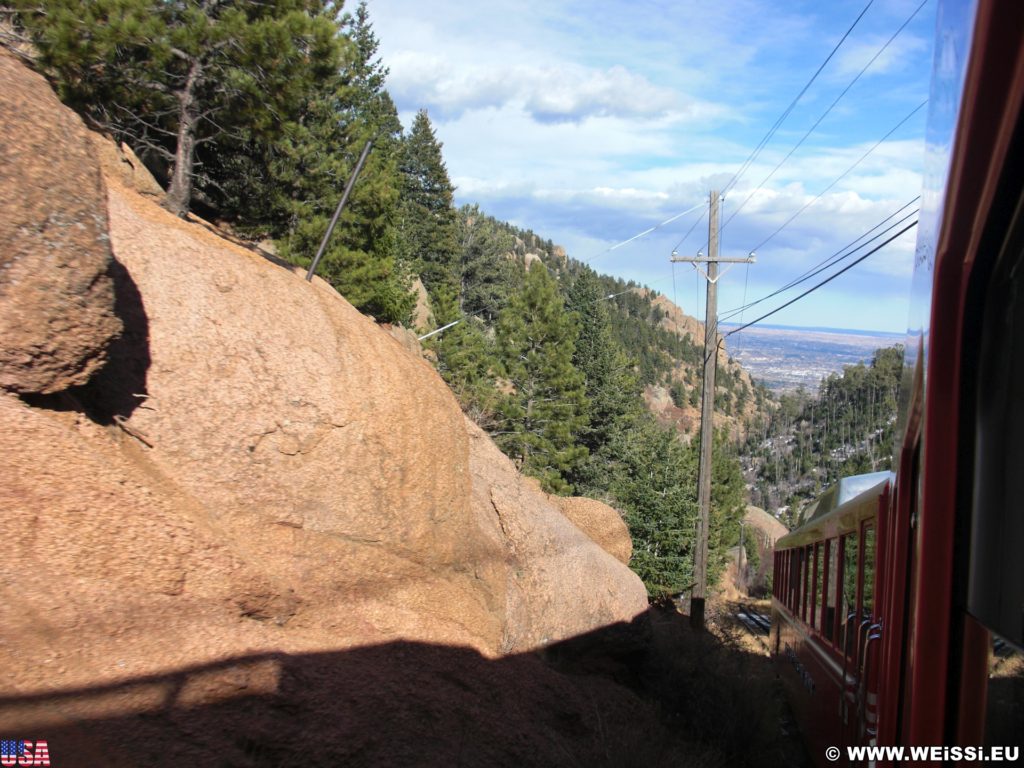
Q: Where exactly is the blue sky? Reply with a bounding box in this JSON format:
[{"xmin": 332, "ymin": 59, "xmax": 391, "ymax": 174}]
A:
[{"xmin": 368, "ymin": 0, "xmax": 936, "ymax": 333}]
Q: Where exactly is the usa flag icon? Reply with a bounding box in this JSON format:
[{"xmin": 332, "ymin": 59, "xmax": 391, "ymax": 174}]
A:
[
  {"xmin": 0, "ymin": 742, "xmax": 22, "ymax": 759},
  {"xmin": 0, "ymin": 740, "xmax": 49, "ymax": 766}
]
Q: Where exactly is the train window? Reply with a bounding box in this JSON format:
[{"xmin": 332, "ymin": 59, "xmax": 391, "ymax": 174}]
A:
[
  {"xmin": 824, "ymin": 538, "xmax": 838, "ymax": 643},
  {"xmin": 789, "ymin": 548, "xmax": 801, "ymax": 612},
  {"xmin": 776, "ymin": 551, "xmax": 783, "ymax": 601},
  {"xmin": 969, "ymin": 199, "xmax": 1024, "ymax": 649},
  {"xmin": 861, "ymin": 524, "xmax": 876, "ymax": 621},
  {"xmin": 782, "ymin": 551, "xmax": 788, "ymax": 605},
  {"xmin": 784, "ymin": 550, "xmax": 791, "ymax": 605},
  {"xmin": 774, "ymin": 552, "xmax": 780, "ymax": 600},
  {"xmin": 802, "ymin": 545, "xmax": 812, "ymax": 621},
  {"xmin": 812, "ymin": 543, "xmax": 823, "ymax": 632},
  {"xmin": 772, "ymin": 552, "xmax": 778, "ymax": 599},
  {"xmin": 841, "ymin": 532, "xmax": 859, "ymax": 659}
]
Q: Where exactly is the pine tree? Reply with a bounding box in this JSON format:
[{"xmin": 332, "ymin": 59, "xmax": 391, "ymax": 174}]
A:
[
  {"xmin": 494, "ymin": 262, "xmax": 589, "ymax": 494},
  {"xmin": 456, "ymin": 205, "xmax": 521, "ymax": 321},
  {"xmin": 706, "ymin": 430, "xmax": 748, "ymax": 585},
  {"xmin": 429, "ymin": 311, "xmax": 502, "ymax": 429},
  {"xmin": 566, "ymin": 269, "xmax": 642, "ymax": 455},
  {"xmin": 267, "ymin": 1, "xmax": 413, "ymax": 323},
  {"xmin": 399, "ymin": 110, "xmax": 460, "ymax": 303},
  {"xmin": 12, "ymin": 0, "xmax": 343, "ymax": 217},
  {"xmin": 606, "ymin": 415, "xmax": 698, "ymax": 596}
]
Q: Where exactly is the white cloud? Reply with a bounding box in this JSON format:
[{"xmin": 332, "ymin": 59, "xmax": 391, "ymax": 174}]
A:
[
  {"xmin": 833, "ymin": 33, "xmax": 930, "ymax": 79},
  {"xmin": 387, "ymin": 51, "xmax": 720, "ymax": 123},
  {"xmin": 367, "ymin": 0, "xmax": 935, "ymax": 331}
]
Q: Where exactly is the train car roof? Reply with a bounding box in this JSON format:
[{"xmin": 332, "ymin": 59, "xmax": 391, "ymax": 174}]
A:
[{"xmin": 777, "ymin": 471, "xmax": 893, "ymax": 548}]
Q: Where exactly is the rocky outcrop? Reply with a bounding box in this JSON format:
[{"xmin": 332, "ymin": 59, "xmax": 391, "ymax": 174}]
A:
[
  {"xmin": 0, "ymin": 52, "xmax": 647, "ymax": 714},
  {"xmin": 644, "ymin": 383, "xmax": 698, "ymax": 441},
  {"xmin": 90, "ymin": 177, "xmax": 511, "ymax": 650},
  {"xmin": 551, "ymin": 496, "xmax": 633, "ymax": 565},
  {"xmin": 742, "ymin": 505, "xmax": 789, "ymax": 595},
  {"xmin": 643, "ymin": 290, "xmax": 764, "ymax": 440},
  {"xmin": 410, "ymin": 276, "xmax": 433, "ymax": 331},
  {"xmin": 88, "ymin": 133, "xmax": 165, "ymax": 199},
  {"xmin": 0, "ymin": 51, "xmax": 121, "ymax": 394},
  {"xmin": 468, "ymin": 422, "xmax": 647, "ymax": 651}
]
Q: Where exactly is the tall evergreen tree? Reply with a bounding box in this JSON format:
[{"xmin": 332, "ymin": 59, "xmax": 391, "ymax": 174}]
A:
[
  {"xmin": 705, "ymin": 431, "xmax": 748, "ymax": 585},
  {"xmin": 11, "ymin": 0, "xmax": 343, "ymax": 217},
  {"xmin": 266, "ymin": 1, "xmax": 413, "ymax": 323},
  {"xmin": 399, "ymin": 110, "xmax": 460, "ymax": 303},
  {"xmin": 456, "ymin": 205, "xmax": 521, "ymax": 321},
  {"xmin": 566, "ymin": 269, "xmax": 642, "ymax": 457},
  {"xmin": 494, "ymin": 262, "xmax": 589, "ymax": 494},
  {"xmin": 429, "ymin": 313, "xmax": 502, "ymax": 428},
  {"xmin": 606, "ymin": 415, "xmax": 698, "ymax": 595}
]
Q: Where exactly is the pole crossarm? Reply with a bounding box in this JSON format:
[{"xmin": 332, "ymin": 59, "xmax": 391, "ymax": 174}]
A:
[{"xmin": 669, "ymin": 255, "xmax": 756, "ymax": 264}]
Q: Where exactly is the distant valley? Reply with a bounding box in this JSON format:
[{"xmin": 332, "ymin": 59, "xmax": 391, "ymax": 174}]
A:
[{"xmin": 721, "ymin": 323, "xmax": 905, "ymax": 392}]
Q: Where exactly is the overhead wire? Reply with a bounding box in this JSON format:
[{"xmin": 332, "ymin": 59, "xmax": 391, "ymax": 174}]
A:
[
  {"xmin": 723, "ymin": 220, "xmax": 918, "ymax": 338},
  {"xmin": 720, "ymin": 0, "xmax": 876, "ymax": 199},
  {"xmin": 671, "ymin": 204, "xmax": 708, "ymax": 254},
  {"xmin": 675, "ymin": 0, "xmax": 876, "ymax": 258},
  {"xmin": 581, "ymin": 201, "xmax": 704, "ymax": 266},
  {"xmin": 720, "ymin": 0, "xmax": 930, "ymax": 235},
  {"xmin": 750, "ymin": 99, "xmax": 927, "ymax": 253},
  {"xmin": 417, "ymin": 271, "xmax": 678, "ymax": 341},
  {"xmin": 720, "ymin": 196, "xmax": 920, "ymax": 320},
  {"xmin": 418, "ymin": 200, "xmax": 705, "ymax": 341}
]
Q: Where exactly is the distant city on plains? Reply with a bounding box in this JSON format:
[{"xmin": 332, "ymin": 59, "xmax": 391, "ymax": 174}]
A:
[{"xmin": 721, "ymin": 323, "xmax": 905, "ymax": 393}]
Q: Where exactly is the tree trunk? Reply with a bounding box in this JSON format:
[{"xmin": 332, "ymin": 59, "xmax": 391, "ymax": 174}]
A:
[{"xmin": 165, "ymin": 59, "xmax": 203, "ymax": 218}]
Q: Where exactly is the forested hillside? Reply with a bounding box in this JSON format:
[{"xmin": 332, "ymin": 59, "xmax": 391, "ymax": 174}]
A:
[
  {"xmin": 743, "ymin": 346, "xmax": 903, "ymax": 526},
  {"xmin": 3, "ymin": 0, "xmax": 773, "ymax": 596}
]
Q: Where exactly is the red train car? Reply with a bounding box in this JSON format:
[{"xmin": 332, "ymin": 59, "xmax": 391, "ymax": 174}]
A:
[{"xmin": 771, "ymin": 0, "xmax": 1024, "ymax": 763}]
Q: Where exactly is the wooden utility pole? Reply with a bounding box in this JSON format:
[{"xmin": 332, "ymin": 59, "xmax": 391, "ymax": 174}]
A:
[{"xmin": 671, "ymin": 190, "xmax": 754, "ymax": 629}]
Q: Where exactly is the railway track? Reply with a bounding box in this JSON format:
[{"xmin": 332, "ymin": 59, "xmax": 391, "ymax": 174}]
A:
[{"xmin": 735, "ymin": 604, "xmax": 771, "ymax": 636}]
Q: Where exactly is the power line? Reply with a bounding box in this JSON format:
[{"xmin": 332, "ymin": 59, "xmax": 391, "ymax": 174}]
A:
[
  {"xmin": 733, "ymin": 261, "xmax": 752, "ymax": 355},
  {"xmin": 671, "ymin": 203, "xmax": 707, "ymax": 255},
  {"xmin": 723, "ymin": 220, "xmax": 917, "ymax": 338},
  {"xmin": 676, "ymin": 0, "xmax": 878, "ymax": 257},
  {"xmin": 720, "ymin": 197, "xmax": 920, "ymax": 320},
  {"xmin": 720, "ymin": 0, "xmax": 876, "ymax": 199},
  {"xmin": 723, "ymin": 209, "xmax": 917, "ymax": 322},
  {"xmin": 417, "ymin": 201, "xmax": 708, "ymax": 342},
  {"xmin": 721, "ymin": 0, "xmax": 930, "ymax": 234},
  {"xmin": 581, "ymin": 201, "xmax": 704, "ymax": 266},
  {"xmin": 751, "ymin": 99, "xmax": 926, "ymax": 253}
]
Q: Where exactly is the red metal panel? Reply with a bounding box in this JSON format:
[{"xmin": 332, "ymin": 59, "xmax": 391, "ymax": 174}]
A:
[
  {"xmin": 907, "ymin": 0, "xmax": 1024, "ymax": 746},
  {"xmin": 955, "ymin": 614, "xmax": 990, "ymax": 743}
]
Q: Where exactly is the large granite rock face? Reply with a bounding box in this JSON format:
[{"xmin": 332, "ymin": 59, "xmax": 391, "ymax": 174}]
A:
[
  {"xmin": 0, "ymin": 51, "xmax": 643, "ymax": 696},
  {"xmin": 0, "ymin": 55, "xmax": 650, "ymax": 763},
  {"xmin": 467, "ymin": 421, "xmax": 647, "ymax": 652},
  {"xmin": 92, "ymin": 179, "xmax": 507, "ymax": 652},
  {"xmin": 0, "ymin": 51, "xmax": 121, "ymax": 394}
]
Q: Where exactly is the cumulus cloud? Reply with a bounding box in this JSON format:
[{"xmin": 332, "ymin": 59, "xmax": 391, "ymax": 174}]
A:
[
  {"xmin": 368, "ymin": 0, "xmax": 935, "ymax": 331},
  {"xmin": 386, "ymin": 53, "xmax": 712, "ymax": 123}
]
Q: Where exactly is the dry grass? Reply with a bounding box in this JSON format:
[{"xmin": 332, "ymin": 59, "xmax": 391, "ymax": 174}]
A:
[
  {"xmin": 543, "ymin": 598, "xmax": 810, "ymax": 767},
  {"xmin": 633, "ymin": 600, "xmax": 807, "ymax": 767}
]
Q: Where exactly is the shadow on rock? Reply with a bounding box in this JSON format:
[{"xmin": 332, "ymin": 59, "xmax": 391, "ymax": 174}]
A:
[
  {"xmin": 73, "ymin": 255, "xmax": 151, "ymax": 423},
  {"xmin": 0, "ymin": 615, "xmax": 727, "ymax": 768}
]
